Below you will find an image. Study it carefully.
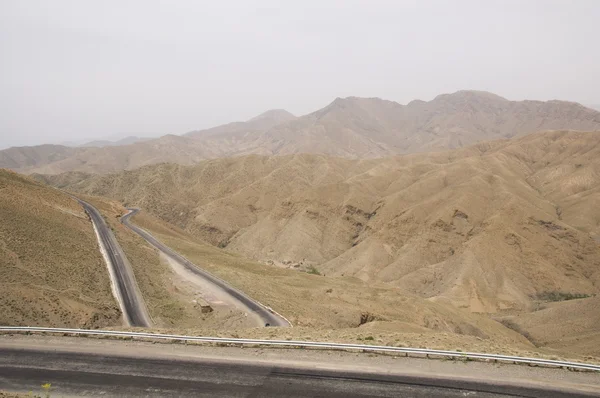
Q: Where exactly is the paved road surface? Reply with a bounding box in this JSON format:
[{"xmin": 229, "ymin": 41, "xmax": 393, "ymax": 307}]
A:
[
  {"xmin": 121, "ymin": 208, "xmax": 290, "ymax": 327},
  {"xmin": 76, "ymin": 198, "xmax": 151, "ymax": 327},
  {"xmin": 2, "ymin": 344, "xmax": 594, "ymax": 398}
]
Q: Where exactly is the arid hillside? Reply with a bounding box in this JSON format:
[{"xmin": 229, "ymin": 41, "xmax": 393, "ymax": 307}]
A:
[
  {"xmin": 0, "ymin": 144, "xmax": 80, "ymax": 170},
  {"xmin": 0, "ymin": 169, "xmax": 538, "ymax": 355},
  {"xmin": 498, "ymin": 295, "xmax": 600, "ymax": 357},
  {"xmin": 4, "ymin": 91, "xmax": 600, "ymax": 175},
  {"xmin": 0, "ymin": 110, "xmax": 298, "ymax": 175},
  {"xmin": 190, "ymin": 91, "xmax": 600, "ymax": 159},
  {"xmin": 9, "ymin": 135, "xmax": 207, "ymax": 175},
  {"xmin": 119, "ymin": 209, "xmax": 540, "ymax": 357},
  {"xmin": 0, "ymin": 169, "xmax": 121, "ymax": 327},
  {"xmin": 42, "ymin": 131, "xmax": 600, "ymax": 320},
  {"xmin": 185, "ymin": 109, "xmax": 297, "ymax": 139},
  {"xmin": 3, "ymin": 169, "xmax": 534, "ymax": 356}
]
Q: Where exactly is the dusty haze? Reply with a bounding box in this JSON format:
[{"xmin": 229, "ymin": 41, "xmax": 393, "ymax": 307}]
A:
[{"xmin": 1, "ymin": 0, "xmax": 599, "ymax": 148}]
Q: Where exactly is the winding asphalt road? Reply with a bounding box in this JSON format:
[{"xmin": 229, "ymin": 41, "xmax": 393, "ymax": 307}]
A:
[
  {"xmin": 121, "ymin": 208, "xmax": 290, "ymax": 327},
  {"xmin": 2, "ymin": 341, "xmax": 595, "ymax": 397},
  {"xmin": 76, "ymin": 198, "xmax": 151, "ymax": 327}
]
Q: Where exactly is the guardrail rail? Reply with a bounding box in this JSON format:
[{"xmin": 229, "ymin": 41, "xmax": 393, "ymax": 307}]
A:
[{"xmin": 1, "ymin": 326, "xmax": 599, "ymax": 372}]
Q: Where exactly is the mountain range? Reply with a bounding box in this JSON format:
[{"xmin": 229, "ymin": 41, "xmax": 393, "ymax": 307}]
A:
[
  {"xmin": 3, "ymin": 90, "xmax": 600, "ymax": 175},
  {"xmin": 77, "ymin": 136, "xmax": 151, "ymax": 148},
  {"xmin": 41, "ymin": 130, "xmax": 600, "ymax": 314},
  {"xmin": 5, "ymin": 90, "xmax": 600, "ymax": 359}
]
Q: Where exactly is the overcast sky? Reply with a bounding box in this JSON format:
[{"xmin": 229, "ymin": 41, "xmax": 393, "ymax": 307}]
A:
[{"xmin": 1, "ymin": 0, "xmax": 599, "ymax": 149}]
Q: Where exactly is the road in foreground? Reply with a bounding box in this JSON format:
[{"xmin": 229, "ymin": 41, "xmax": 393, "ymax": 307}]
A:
[
  {"xmin": 76, "ymin": 198, "xmax": 151, "ymax": 327},
  {"xmin": 2, "ymin": 336, "xmax": 598, "ymax": 397},
  {"xmin": 121, "ymin": 208, "xmax": 290, "ymax": 327}
]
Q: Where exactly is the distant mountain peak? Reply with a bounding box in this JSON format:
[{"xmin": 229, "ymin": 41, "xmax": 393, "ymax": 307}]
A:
[
  {"xmin": 328, "ymin": 97, "xmax": 351, "ymax": 108},
  {"xmin": 248, "ymin": 109, "xmax": 296, "ymax": 123},
  {"xmin": 79, "ymin": 135, "xmax": 151, "ymax": 148},
  {"xmin": 312, "ymin": 97, "xmax": 354, "ymax": 117},
  {"xmin": 434, "ymin": 90, "xmax": 509, "ymax": 103},
  {"xmin": 322, "ymin": 96, "xmax": 376, "ymax": 110},
  {"xmin": 185, "ymin": 109, "xmax": 297, "ymax": 140},
  {"xmin": 4, "ymin": 90, "xmax": 600, "ymax": 174}
]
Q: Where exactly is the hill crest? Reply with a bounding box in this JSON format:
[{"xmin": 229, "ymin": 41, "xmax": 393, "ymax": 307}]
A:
[{"xmin": 3, "ymin": 91, "xmax": 600, "ymax": 174}]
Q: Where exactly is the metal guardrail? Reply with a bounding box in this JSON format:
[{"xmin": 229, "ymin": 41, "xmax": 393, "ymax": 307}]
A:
[{"xmin": 1, "ymin": 326, "xmax": 599, "ymax": 372}]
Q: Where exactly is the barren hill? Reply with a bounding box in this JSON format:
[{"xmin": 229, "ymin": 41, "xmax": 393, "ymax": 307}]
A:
[
  {"xmin": 2, "ymin": 167, "xmax": 589, "ymax": 359},
  {"xmin": 79, "ymin": 136, "xmax": 150, "ymax": 148},
  {"xmin": 185, "ymin": 109, "xmax": 297, "ymax": 139},
  {"xmin": 0, "ymin": 169, "xmax": 121, "ymax": 327},
  {"xmin": 44, "ymin": 131, "xmax": 600, "ymax": 318},
  {"xmin": 0, "ymin": 144, "xmax": 80, "ymax": 170},
  {"xmin": 4, "ymin": 91, "xmax": 600, "ymax": 174},
  {"xmin": 179, "ymin": 91, "xmax": 600, "ymax": 158}
]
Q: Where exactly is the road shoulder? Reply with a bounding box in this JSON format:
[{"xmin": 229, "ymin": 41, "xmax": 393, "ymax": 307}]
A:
[{"xmin": 1, "ymin": 334, "xmax": 598, "ymax": 396}]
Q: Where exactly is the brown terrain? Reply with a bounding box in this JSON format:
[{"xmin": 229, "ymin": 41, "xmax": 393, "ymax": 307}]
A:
[
  {"xmin": 75, "ymin": 195, "xmax": 539, "ymax": 355},
  {"xmin": 38, "ymin": 130, "xmax": 600, "ymax": 358},
  {"xmin": 0, "ymin": 170, "xmax": 120, "ymax": 328},
  {"xmin": 188, "ymin": 91, "xmax": 600, "ymax": 159},
  {"xmin": 0, "ymin": 169, "xmax": 259, "ymax": 331},
  {"xmin": 2, "ymin": 92, "xmax": 600, "ymax": 363},
  {"xmin": 3, "ymin": 91, "xmax": 600, "ymax": 175},
  {"xmin": 117, "ymin": 210, "xmax": 543, "ymax": 359},
  {"xmin": 0, "ymin": 171, "xmax": 539, "ymax": 358},
  {"xmin": 77, "ymin": 196, "xmax": 263, "ymax": 330}
]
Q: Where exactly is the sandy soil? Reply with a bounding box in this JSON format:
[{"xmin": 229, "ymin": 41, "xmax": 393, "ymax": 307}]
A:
[{"xmin": 160, "ymin": 253, "xmax": 261, "ymax": 328}]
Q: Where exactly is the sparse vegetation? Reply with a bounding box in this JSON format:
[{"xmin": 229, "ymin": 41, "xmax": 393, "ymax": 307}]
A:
[
  {"xmin": 498, "ymin": 319, "xmax": 539, "ymax": 347},
  {"xmin": 0, "ymin": 383, "xmax": 54, "ymax": 398},
  {"xmin": 0, "ymin": 170, "xmax": 120, "ymax": 327},
  {"xmin": 41, "ymin": 383, "xmax": 51, "ymax": 398},
  {"xmin": 307, "ymin": 266, "xmax": 321, "ymax": 275},
  {"xmin": 533, "ymin": 291, "xmax": 591, "ymax": 302},
  {"xmin": 534, "ymin": 219, "xmax": 565, "ymax": 231}
]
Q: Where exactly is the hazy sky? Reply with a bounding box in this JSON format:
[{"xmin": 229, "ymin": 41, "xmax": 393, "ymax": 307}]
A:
[{"xmin": 1, "ymin": 0, "xmax": 599, "ymax": 149}]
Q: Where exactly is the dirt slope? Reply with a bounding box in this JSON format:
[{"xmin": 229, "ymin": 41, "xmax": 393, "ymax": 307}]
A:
[
  {"xmin": 43, "ymin": 131, "xmax": 600, "ymax": 318},
  {"xmin": 497, "ymin": 296, "xmax": 600, "ymax": 357},
  {"xmin": 4, "ymin": 91, "xmax": 600, "ymax": 174},
  {"xmin": 124, "ymin": 209, "xmax": 532, "ymax": 351},
  {"xmin": 0, "ymin": 144, "xmax": 80, "ymax": 170},
  {"xmin": 185, "ymin": 109, "xmax": 297, "ymax": 139},
  {"xmin": 192, "ymin": 91, "xmax": 600, "ymax": 159},
  {"xmin": 79, "ymin": 196, "xmax": 261, "ymax": 330},
  {"xmin": 0, "ymin": 169, "xmax": 120, "ymax": 327}
]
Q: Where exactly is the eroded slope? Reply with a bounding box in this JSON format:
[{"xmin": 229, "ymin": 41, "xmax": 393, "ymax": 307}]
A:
[
  {"xmin": 0, "ymin": 170, "xmax": 120, "ymax": 327},
  {"xmin": 44, "ymin": 131, "xmax": 600, "ymax": 317}
]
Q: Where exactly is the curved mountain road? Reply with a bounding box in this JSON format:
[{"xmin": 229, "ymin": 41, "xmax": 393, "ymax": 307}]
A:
[
  {"xmin": 121, "ymin": 208, "xmax": 290, "ymax": 328},
  {"xmin": 76, "ymin": 198, "xmax": 151, "ymax": 327}
]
